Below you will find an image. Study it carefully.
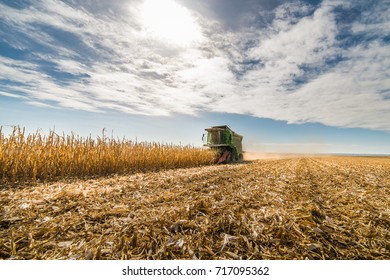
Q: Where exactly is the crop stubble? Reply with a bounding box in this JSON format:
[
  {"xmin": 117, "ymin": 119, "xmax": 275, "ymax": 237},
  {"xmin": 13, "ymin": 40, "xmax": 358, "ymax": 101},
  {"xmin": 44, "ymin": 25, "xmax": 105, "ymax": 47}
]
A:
[{"xmin": 0, "ymin": 156, "xmax": 389, "ymax": 259}]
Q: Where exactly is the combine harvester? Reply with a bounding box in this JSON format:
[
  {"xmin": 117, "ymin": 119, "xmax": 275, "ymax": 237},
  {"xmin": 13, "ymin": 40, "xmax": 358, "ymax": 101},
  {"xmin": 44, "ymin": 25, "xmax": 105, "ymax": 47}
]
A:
[{"xmin": 203, "ymin": 125, "xmax": 243, "ymax": 164}]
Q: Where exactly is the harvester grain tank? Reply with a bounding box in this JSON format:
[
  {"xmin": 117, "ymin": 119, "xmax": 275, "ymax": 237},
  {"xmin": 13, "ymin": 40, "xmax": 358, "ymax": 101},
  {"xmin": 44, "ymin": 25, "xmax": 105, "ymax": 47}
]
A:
[{"xmin": 202, "ymin": 125, "xmax": 243, "ymax": 164}]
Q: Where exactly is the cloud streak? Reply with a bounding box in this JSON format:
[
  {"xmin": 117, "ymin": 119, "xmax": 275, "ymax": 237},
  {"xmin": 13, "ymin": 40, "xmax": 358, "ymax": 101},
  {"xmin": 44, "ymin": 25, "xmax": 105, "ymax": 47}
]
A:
[{"xmin": 0, "ymin": 0, "xmax": 389, "ymax": 131}]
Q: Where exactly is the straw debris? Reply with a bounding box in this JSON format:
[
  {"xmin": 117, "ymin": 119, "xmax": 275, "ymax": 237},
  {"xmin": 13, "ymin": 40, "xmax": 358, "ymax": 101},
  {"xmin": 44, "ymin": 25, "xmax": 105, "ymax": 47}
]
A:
[{"xmin": 0, "ymin": 156, "xmax": 389, "ymax": 259}]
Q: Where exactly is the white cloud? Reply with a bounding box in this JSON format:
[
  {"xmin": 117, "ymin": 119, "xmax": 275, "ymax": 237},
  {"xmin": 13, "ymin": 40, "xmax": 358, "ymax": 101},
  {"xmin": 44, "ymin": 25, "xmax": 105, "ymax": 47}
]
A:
[
  {"xmin": 25, "ymin": 100, "xmax": 58, "ymax": 109},
  {"xmin": 0, "ymin": 91, "xmax": 29, "ymax": 100},
  {"xmin": 209, "ymin": 0, "xmax": 390, "ymax": 131},
  {"xmin": 351, "ymin": 2, "xmax": 390, "ymax": 37},
  {"xmin": 0, "ymin": 0, "xmax": 389, "ymax": 132},
  {"xmin": 288, "ymin": 41, "xmax": 390, "ymax": 130}
]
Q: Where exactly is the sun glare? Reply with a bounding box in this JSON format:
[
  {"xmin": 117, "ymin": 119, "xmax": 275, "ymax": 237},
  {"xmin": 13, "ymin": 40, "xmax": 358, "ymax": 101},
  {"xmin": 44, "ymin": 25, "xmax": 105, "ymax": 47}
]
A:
[{"xmin": 138, "ymin": 0, "xmax": 203, "ymax": 46}]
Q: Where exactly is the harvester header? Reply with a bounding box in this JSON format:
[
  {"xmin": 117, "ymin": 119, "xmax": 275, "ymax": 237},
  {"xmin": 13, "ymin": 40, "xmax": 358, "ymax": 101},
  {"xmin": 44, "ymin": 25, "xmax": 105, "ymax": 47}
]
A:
[{"xmin": 203, "ymin": 125, "xmax": 243, "ymax": 164}]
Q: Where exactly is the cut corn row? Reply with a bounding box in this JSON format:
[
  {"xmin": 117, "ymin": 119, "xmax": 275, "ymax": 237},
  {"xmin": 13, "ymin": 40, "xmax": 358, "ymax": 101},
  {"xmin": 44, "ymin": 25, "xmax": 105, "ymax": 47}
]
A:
[{"xmin": 0, "ymin": 127, "xmax": 216, "ymax": 184}]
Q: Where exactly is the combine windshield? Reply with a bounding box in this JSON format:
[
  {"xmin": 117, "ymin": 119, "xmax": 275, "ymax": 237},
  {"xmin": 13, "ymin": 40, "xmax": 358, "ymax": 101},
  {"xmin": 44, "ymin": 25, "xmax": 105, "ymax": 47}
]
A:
[{"xmin": 207, "ymin": 130, "xmax": 227, "ymax": 145}]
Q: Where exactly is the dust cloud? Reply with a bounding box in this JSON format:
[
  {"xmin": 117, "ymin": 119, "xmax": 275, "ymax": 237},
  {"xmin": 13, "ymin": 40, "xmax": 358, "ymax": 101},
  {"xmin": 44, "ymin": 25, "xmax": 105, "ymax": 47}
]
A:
[
  {"xmin": 243, "ymin": 152, "xmax": 300, "ymax": 160},
  {"xmin": 243, "ymin": 138, "xmax": 330, "ymax": 160}
]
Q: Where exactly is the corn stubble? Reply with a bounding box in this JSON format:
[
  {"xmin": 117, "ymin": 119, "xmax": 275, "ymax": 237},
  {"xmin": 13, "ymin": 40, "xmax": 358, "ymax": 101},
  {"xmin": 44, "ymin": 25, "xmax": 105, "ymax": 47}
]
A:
[
  {"xmin": 1, "ymin": 154, "xmax": 389, "ymax": 260},
  {"xmin": 0, "ymin": 127, "xmax": 215, "ymax": 184}
]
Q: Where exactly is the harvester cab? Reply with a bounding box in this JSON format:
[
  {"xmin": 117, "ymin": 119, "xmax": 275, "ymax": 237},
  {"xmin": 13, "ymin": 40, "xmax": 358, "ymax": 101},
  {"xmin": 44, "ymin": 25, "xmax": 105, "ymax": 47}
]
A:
[{"xmin": 202, "ymin": 125, "xmax": 243, "ymax": 164}]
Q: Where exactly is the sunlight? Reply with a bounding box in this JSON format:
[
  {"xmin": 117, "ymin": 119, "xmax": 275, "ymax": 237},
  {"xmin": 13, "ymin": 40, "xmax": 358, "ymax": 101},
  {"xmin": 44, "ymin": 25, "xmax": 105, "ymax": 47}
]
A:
[{"xmin": 138, "ymin": 0, "xmax": 203, "ymax": 46}]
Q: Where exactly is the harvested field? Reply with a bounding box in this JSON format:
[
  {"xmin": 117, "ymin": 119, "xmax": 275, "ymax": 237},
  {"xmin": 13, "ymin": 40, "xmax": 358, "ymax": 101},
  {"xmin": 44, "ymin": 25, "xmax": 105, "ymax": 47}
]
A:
[{"xmin": 0, "ymin": 156, "xmax": 389, "ymax": 260}]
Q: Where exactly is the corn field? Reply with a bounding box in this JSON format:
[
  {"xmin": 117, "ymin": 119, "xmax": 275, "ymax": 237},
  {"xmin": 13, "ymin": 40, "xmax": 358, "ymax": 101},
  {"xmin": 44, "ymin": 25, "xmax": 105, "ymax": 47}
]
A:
[{"xmin": 0, "ymin": 127, "xmax": 216, "ymax": 184}]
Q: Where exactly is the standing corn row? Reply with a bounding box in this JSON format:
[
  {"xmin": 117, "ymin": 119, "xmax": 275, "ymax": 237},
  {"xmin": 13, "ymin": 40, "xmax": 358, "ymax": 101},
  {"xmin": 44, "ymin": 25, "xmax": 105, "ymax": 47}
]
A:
[{"xmin": 0, "ymin": 127, "xmax": 216, "ymax": 184}]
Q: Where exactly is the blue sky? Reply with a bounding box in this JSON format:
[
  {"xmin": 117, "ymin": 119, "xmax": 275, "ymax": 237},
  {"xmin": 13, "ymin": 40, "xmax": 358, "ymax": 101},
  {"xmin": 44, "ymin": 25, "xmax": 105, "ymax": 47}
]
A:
[{"xmin": 1, "ymin": 0, "xmax": 389, "ymax": 154}]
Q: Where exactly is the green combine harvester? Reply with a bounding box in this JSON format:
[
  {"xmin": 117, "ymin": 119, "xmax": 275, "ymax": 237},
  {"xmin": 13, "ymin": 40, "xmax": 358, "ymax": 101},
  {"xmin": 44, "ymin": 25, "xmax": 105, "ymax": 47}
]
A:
[{"xmin": 202, "ymin": 125, "xmax": 243, "ymax": 164}]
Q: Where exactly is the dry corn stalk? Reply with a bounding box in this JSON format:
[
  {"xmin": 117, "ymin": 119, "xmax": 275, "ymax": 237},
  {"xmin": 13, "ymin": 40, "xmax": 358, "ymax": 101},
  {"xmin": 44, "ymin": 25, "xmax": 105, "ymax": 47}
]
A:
[{"xmin": 0, "ymin": 126, "xmax": 216, "ymax": 184}]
